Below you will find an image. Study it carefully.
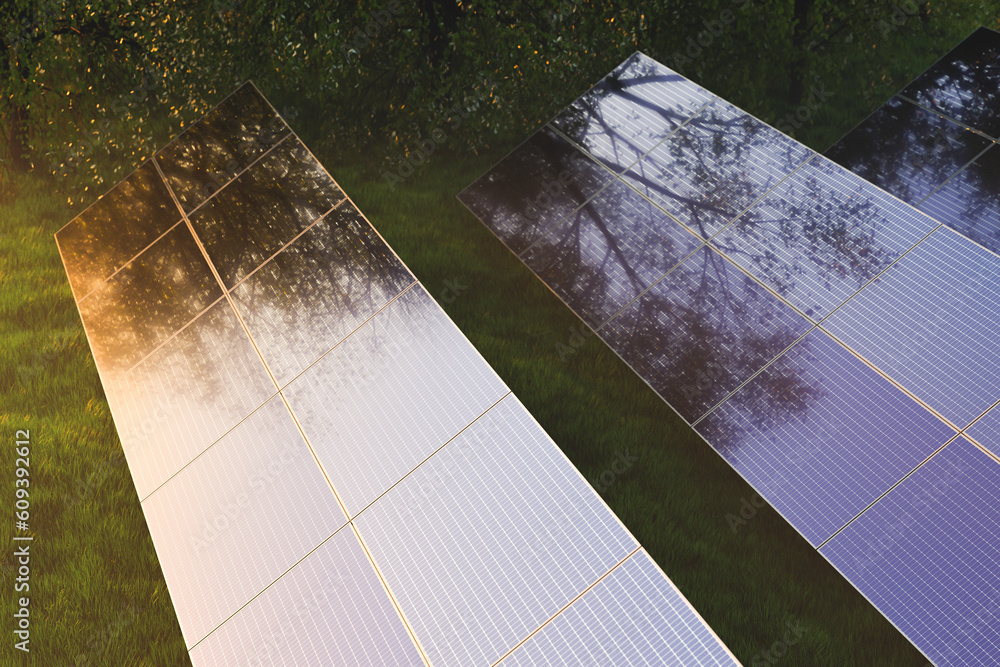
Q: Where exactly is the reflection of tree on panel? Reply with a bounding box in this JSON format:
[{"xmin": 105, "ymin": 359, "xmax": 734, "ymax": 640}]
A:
[
  {"xmin": 902, "ymin": 27, "xmax": 1000, "ymax": 137},
  {"xmin": 825, "ymin": 97, "xmax": 990, "ymax": 205},
  {"xmin": 921, "ymin": 147, "xmax": 1000, "ymax": 255},
  {"xmin": 57, "ymin": 160, "xmax": 181, "ymax": 299},
  {"xmin": 232, "ymin": 203, "xmax": 415, "ymax": 385},
  {"xmin": 191, "ymin": 138, "xmax": 344, "ymax": 289},
  {"xmin": 603, "ymin": 245, "xmax": 811, "ymax": 424},
  {"xmin": 156, "ymin": 84, "xmax": 290, "ymax": 213}
]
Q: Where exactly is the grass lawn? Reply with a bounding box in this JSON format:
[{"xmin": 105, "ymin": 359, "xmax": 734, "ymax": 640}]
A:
[{"xmin": 3, "ymin": 15, "xmax": 992, "ymax": 666}]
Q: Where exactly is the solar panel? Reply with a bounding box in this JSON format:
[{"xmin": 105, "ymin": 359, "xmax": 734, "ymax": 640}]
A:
[
  {"xmin": 498, "ymin": 550, "xmax": 738, "ymax": 667},
  {"xmin": 56, "ymin": 81, "xmax": 736, "ymax": 665},
  {"xmin": 822, "ymin": 225, "xmax": 1000, "ymax": 429},
  {"xmin": 460, "ymin": 47, "xmax": 1000, "ymax": 665},
  {"xmin": 968, "ymin": 404, "xmax": 1000, "ymax": 458},
  {"xmin": 919, "ymin": 145, "xmax": 1000, "ymax": 255},
  {"xmin": 820, "ymin": 436, "xmax": 1000, "ymax": 667}
]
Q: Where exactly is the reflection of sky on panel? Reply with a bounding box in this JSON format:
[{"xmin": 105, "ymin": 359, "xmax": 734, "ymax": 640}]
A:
[
  {"xmin": 523, "ymin": 178, "xmax": 703, "ymax": 327},
  {"xmin": 822, "ymin": 227, "xmax": 1000, "ymax": 428},
  {"xmin": 712, "ymin": 155, "xmax": 938, "ymax": 322},
  {"xmin": 499, "ymin": 550, "xmax": 737, "ymax": 667},
  {"xmin": 354, "ymin": 395, "xmax": 636, "ymax": 667},
  {"xmin": 189, "ymin": 135, "xmax": 345, "ymax": 289},
  {"xmin": 232, "ymin": 202, "xmax": 415, "ymax": 387},
  {"xmin": 601, "ymin": 245, "xmax": 810, "ymax": 423},
  {"xmin": 550, "ymin": 52, "xmax": 714, "ymax": 173},
  {"xmin": 697, "ymin": 329, "xmax": 954, "ymax": 546},
  {"xmin": 188, "ymin": 527, "xmax": 423, "ymax": 667},
  {"xmin": 919, "ymin": 145, "xmax": 1000, "ymax": 255},
  {"xmin": 820, "ymin": 437, "xmax": 1000, "ymax": 667},
  {"xmin": 623, "ymin": 97, "xmax": 814, "ymax": 240},
  {"xmin": 458, "ymin": 126, "xmax": 615, "ymax": 255},
  {"xmin": 901, "ymin": 27, "xmax": 1000, "ymax": 138},
  {"xmin": 56, "ymin": 160, "xmax": 182, "ymax": 300},
  {"xmin": 106, "ymin": 299, "xmax": 274, "ymax": 500},
  {"xmin": 284, "ymin": 285, "xmax": 509, "ymax": 517},
  {"xmin": 824, "ymin": 96, "xmax": 991, "ymax": 206},
  {"xmin": 156, "ymin": 83, "xmax": 291, "ymax": 213},
  {"xmin": 77, "ymin": 223, "xmax": 222, "ymax": 380},
  {"xmin": 141, "ymin": 395, "xmax": 345, "ymax": 648},
  {"xmin": 967, "ymin": 404, "xmax": 1000, "ymax": 458}
]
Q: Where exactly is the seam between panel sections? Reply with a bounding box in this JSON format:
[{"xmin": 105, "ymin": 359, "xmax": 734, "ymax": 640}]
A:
[
  {"xmin": 181, "ymin": 130, "xmax": 293, "ymax": 220},
  {"xmin": 692, "ymin": 216, "xmax": 947, "ymax": 427},
  {"xmin": 594, "ymin": 153, "xmax": 820, "ymax": 335},
  {"xmin": 815, "ymin": 433, "xmax": 962, "ymax": 550},
  {"xmin": 521, "ymin": 95, "xmax": 718, "ymax": 259},
  {"xmin": 152, "ymin": 157, "xmax": 355, "ymax": 521},
  {"xmin": 914, "ymin": 142, "xmax": 998, "ymax": 208},
  {"xmin": 896, "ymin": 92, "xmax": 999, "ymax": 142},
  {"xmin": 489, "ymin": 546, "xmax": 642, "ymax": 666},
  {"xmin": 224, "ymin": 196, "xmax": 350, "ymax": 293},
  {"xmin": 185, "ymin": 523, "xmax": 355, "ymax": 653}
]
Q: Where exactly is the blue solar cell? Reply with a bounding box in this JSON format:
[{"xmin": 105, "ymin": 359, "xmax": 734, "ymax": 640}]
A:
[
  {"xmin": 600, "ymin": 245, "xmax": 810, "ymax": 423},
  {"xmin": 353, "ymin": 394, "xmax": 637, "ymax": 667},
  {"xmin": 820, "ymin": 437, "xmax": 1000, "ymax": 667},
  {"xmin": 498, "ymin": 550, "xmax": 738, "ymax": 667},
  {"xmin": 712, "ymin": 155, "xmax": 939, "ymax": 322},
  {"xmin": 822, "ymin": 226, "xmax": 1000, "ymax": 428},
  {"xmin": 697, "ymin": 328, "xmax": 955, "ymax": 546},
  {"xmin": 967, "ymin": 404, "xmax": 1000, "ymax": 458},
  {"xmin": 522, "ymin": 178, "xmax": 703, "ymax": 327},
  {"xmin": 550, "ymin": 52, "xmax": 714, "ymax": 173},
  {"xmin": 622, "ymin": 97, "xmax": 814, "ymax": 240},
  {"xmin": 919, "ymin": 145, "xmax": 1000, "ymax": 255}
]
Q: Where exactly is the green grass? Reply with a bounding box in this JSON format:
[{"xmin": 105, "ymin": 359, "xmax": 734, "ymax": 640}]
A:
[{"xmin": 7, "ymin": 19, "xmax": 993, "ymax": 665}]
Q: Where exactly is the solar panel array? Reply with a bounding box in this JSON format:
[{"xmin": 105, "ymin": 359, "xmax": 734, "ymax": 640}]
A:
[
  {"xmin": 460, "ymin": 43, "xmax": 1000, "ymax": 666},
  {"xmin": 56, "ymin": 83, "xmax": 738, "ymax": 666}
]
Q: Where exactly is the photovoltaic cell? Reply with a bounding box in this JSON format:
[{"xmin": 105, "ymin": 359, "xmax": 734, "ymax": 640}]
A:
[
  {"xmin": 550, "ymin": 52, "xmax": 714, "ymax": 173},
  {"xmin": 76, "ymin": 222, "xmax": 223, "ymax": 379},
  {"xmin": 820, "ymin": 437, "xmax": 1000, "ymax": 667},
  {"xmin": 499, "ymin": 550, "xmax": 737, "ymax": 667},
  {"xmin": 919, "ymin": 145, "xmax": 1000, "ymax": 255},
  {"xmin": 188, "ymin": 135, "xmax": 345, "ymax": 289},
  {"xmin": 141, "ymin": 395, "xmax": 346, "ymax": 647},
  {"xmin": 824, "ymin": 96, "xmax": 991, "ymax": 206},
  {"xmin": 622, "ymin": 97, "xmax": 814, "ymax": 240},
  {"xmin": 231, "ymin": 201, "xmax": 415, "ymax": 387},
  {"xmin": 696, "ymin": 328, "xmax": 955, "ymax": 546},
  {"xmin": 711, "ymin": 154, "xmax": 939, "ymax": 321},
  {"xmin": 156, "ymin": 82, "xmax": 291, "ymax": 213},
  {"xmin": 54, "ymin": 160, "xmax": 182, "ymax": 300},
  {"xmin": 284, "ymin": 284, "xmax": 510, "ymax": 516},
  {"xmin": 822, "ymin": 226, "xmax": 1000, "ymax": 429},
  {"xmin": 58, "ymin": 80, "xmax": 737, "ymax": 667},
  {"xmin": 104, "ymin": 298, "xmax": 274, "ymax": 499},
  {"xmin": 187, "ymin": 526, "xmax": 423, "ymax": 667},
  {"xmin": 967, "ymin": 404, "xmax": 1000, "ymax": 458},
  {"xmin": 900, "ymin": 27, "xmax": 1000, "ymax": 138},
  {"xmin": 522, "ymin": 177, "xmax": 704, "ymax": 327},
  {"xmin": 354, "ymin": 395, "xmax": 638, "ymax": 667},
  {"xmin": 457, "ymin": 126, "xmax": 616, "ymax": 255},
  {"xmin": 601, "ymin": 244, "xmax": 810, "ymax": 423}
]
